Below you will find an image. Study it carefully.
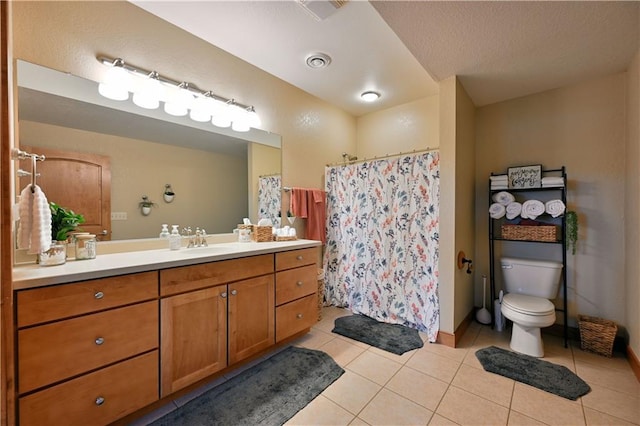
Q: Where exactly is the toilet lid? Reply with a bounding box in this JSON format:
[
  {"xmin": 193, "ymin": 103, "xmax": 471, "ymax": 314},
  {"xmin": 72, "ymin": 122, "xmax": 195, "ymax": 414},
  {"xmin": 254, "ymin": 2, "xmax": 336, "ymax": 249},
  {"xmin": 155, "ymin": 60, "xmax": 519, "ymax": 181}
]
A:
[{"xmin": 502, "ymin": 293, "xmax": 555, "ymax": 315}]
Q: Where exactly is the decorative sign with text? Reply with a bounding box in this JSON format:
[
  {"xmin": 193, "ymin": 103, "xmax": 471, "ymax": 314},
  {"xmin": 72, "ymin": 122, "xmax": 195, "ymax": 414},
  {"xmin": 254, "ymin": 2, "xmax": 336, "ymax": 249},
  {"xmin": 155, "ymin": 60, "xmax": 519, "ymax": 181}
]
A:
[{"xmin": 508, "ymin": 165, "xmax": 542, "ymax": 189}]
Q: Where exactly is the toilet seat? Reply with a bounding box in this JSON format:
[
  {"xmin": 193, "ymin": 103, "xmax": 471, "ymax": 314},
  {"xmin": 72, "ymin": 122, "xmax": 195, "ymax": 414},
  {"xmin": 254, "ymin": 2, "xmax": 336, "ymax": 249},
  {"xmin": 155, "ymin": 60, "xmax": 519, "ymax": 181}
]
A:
[{"xmin": 502, "ymin": 293, "xmax": 555, "ymax": 316}]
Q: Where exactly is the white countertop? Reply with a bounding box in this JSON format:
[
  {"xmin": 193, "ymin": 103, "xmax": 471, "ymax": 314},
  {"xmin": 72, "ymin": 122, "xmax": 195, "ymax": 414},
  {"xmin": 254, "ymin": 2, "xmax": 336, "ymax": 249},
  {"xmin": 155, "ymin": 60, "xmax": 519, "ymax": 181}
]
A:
[{"xmin": 13, "ymin": 239, "xmax": 322, "ymax": 290}]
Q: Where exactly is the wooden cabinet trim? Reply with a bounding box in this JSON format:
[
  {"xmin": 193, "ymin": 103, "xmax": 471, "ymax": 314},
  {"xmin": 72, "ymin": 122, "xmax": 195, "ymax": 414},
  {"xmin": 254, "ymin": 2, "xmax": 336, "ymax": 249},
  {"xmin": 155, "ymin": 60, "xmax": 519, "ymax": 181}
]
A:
[
  {"xmin": 275, "ymin": 247, "xmax": 317, "ymax": 271},
  {"xmin": 275, "ymin": 264, "xmax": 318, "ymax": 306},
  {"xmin": 275, "ymin": 294, "xmax": 318, "ymax": 342}
]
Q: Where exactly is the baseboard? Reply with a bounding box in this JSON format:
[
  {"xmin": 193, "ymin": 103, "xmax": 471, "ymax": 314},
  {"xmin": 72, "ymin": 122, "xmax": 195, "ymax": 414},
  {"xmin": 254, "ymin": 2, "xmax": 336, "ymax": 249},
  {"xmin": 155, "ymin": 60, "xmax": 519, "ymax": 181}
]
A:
[
  {"xmin": 627, "ymin": 346, "xmax": 640, "ymax": 382},
  {"xmin": 437, "ymin": 310, "xmax": 474, "ymax": 348}
]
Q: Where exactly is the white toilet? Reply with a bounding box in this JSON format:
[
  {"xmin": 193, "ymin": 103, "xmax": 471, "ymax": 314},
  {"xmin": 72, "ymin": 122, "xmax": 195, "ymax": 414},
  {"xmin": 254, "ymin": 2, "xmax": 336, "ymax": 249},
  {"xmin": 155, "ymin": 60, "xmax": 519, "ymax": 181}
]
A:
[{"xmin": 500, "ymin": 257, "xmax": 563, "ymax": 357}]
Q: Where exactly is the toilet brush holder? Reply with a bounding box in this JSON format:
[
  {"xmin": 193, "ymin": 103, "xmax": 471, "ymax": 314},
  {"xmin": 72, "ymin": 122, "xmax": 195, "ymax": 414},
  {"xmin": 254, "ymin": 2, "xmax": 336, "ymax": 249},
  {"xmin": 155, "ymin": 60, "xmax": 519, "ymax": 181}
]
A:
[{"xmin": 476, "ymin": 275, "xmax": 492, "ymax": 325}]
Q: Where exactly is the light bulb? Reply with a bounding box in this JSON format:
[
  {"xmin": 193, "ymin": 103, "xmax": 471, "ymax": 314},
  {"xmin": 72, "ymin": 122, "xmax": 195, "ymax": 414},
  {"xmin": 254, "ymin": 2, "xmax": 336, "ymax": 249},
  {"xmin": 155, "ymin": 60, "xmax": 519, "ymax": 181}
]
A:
[
  {"xmin": 246, "ymin": 107, "xmax": 261, "ymax": 129},
  {"xmin": 189, "ymin": 95, "xmax": 213, "ymax": 122},
  {"xmin": 132, "ymin": 73, "xmax": 163, "ymax": 109},
  {"xmin": 231, "ymin": 104, "xmax": 250, "ymax": 132},
  {"xmin": 211, "ymin": 100, "xmax": 232, "ymax": 128},
  {"xmin": 164, "ymin": 84, "xmax": 194, "ymax": 116},
  {"xmin": 98, "ymin": 64, "xmax": 131, "ymax": 101},
  {"xmin": 360, "ymin": 91, "xmax": 381, "ymax": 102}
]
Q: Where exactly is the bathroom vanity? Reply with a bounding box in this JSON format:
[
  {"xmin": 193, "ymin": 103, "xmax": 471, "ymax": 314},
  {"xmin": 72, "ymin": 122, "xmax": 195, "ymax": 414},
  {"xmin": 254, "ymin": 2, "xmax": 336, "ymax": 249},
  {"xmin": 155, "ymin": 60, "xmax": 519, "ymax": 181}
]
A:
[{"xmin": 12, "ymin": 240, "xmax": 321, "ymax": 426}]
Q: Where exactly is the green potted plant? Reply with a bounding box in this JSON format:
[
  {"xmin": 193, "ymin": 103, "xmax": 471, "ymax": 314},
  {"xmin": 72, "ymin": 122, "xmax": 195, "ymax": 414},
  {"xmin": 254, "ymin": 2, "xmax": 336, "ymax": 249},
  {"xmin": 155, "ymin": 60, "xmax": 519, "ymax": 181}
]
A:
[
  {"xmin": 50, "ymin": 202, "xmax": 85, "ymax": 242},
  {"xmin": 139, "ymin": 195, "xmax": 157, "ymax": 216},
  {"xmin": 566, "ymin": 210, "xmax": 578, "ymax": 255}
]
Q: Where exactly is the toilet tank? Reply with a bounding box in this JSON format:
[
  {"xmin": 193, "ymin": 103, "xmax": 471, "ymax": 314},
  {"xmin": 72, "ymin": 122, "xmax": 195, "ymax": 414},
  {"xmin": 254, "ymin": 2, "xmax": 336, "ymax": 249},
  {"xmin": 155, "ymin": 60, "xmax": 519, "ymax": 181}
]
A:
[{"xmin": 500, "ymin": 257, "xmax": 563, "ymax": 299}]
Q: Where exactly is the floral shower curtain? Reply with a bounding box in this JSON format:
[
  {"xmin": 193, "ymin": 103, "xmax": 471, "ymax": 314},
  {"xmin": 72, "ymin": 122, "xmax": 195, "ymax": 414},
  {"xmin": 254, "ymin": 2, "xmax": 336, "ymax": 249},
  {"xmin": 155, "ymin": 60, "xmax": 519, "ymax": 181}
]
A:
[
  {"xmin": 323, "ymin": 152, "xmax": 440, "ymax": 342},
  {"xmin": 258, "ymin": 175, "xmax": 281, "ymax": 227}
]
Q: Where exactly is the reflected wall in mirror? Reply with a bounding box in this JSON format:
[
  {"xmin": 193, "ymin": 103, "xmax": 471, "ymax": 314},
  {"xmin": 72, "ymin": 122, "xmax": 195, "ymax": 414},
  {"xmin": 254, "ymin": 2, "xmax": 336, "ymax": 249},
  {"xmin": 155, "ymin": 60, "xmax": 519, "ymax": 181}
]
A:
[{"xmin": 17, "ymin": 60, "xmax": 281, "ymax": 241}]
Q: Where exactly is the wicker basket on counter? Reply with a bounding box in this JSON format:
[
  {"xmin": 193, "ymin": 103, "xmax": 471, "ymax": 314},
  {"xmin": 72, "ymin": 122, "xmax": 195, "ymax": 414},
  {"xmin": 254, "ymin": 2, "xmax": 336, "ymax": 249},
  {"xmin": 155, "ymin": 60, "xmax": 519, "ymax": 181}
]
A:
[
  {"xmin": 275, "ymin": 236, "xmax": 297, "ymax": 242},
  {"xmin": 251, "ymin": 225, "xmax": 273, "ymax": 242},
  {"xmin": 578, "ymin": 315, "xmax": 617, "ymax": 357},
  {"xmin": 501, "ymin": 224, "xmax": 558, "ymax": 242}
]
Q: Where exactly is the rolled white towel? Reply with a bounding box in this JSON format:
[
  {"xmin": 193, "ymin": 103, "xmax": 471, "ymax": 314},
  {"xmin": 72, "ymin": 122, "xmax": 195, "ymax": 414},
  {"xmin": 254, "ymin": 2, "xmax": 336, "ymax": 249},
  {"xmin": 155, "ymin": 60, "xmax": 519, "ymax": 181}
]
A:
[
  {"xmin": 545, "ymin": 199, "xmax": 566, "ymax": 218},
  {"xmin": 492, "ymin": 191, "xmax": 515, "ymax": 206},
  {"xmin": 505, "ymin": 202, "xmax": 522, "ymax": 220},
  {"xmin": 521, "ymin": 199, "xmax": 545, "ymax": 220},
  {"xmin": 489, "ymin": 203, "xmax": 506, "ymax": 219}
]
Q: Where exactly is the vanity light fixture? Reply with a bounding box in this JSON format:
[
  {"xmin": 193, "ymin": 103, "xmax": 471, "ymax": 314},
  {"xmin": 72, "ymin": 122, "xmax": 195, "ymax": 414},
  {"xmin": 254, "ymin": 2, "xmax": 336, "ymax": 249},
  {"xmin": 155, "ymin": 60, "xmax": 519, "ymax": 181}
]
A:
[
  {"xmin": 97, "ymin": 56, "xmax": 261, "ymax": 131},
  {"xmin": 361, "ymin": 91, "xmax": 381, "ymax": 102}
]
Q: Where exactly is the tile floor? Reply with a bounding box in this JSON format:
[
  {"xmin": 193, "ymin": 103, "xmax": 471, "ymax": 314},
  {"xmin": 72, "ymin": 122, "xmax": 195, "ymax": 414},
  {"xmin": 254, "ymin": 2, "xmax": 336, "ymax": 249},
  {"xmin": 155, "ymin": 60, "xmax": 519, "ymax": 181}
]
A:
[{"xmin": 134, "ymin": 307, "xmax": 639, "ymax": 426}]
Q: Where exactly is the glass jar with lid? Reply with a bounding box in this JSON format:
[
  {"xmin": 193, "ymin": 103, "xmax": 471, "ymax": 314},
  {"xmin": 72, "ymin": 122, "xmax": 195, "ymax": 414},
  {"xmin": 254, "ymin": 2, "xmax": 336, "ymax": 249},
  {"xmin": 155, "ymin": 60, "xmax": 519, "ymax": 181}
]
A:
[{"xmin": 75, "ymin": 234, "xmax": 97, "ymax": 260}]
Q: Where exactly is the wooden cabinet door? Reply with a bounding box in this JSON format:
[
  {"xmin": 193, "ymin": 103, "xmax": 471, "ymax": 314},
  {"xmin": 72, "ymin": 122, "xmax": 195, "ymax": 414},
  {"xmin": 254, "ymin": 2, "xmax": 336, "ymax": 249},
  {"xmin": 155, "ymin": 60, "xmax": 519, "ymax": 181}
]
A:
[
  {"xmin": 228, "ymin": 275, "xmax": 275, "ymax": 365},
  {"xmin": 160, "ymin": 286, "xmax": 227, "ymax": 397}
]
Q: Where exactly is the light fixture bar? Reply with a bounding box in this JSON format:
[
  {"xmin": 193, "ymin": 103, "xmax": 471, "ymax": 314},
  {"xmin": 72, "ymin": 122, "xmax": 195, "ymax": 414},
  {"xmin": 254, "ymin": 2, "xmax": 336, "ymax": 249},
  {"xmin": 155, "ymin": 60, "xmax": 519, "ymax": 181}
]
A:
[{"xmin": 97, "ymin": 56, "xmax": 253, "ymax": 110}]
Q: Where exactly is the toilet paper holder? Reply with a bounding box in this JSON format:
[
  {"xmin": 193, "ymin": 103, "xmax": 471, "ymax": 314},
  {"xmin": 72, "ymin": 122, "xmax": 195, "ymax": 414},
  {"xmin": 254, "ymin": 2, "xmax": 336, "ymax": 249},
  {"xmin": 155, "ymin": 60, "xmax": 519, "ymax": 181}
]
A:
[{"xmin": 457, "ymin": 251, "xmax": 473, "ymax": 274}]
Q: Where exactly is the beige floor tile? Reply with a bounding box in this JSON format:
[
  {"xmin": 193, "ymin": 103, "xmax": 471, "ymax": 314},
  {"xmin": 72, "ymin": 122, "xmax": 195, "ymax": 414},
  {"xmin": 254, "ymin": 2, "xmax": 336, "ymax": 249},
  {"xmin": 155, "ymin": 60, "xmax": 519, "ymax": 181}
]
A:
[
  {"xmin": 584, "ymin": 407, "xmax": 638, "ymax": 426},
  {"xmin": 451, "ymin": 363, "xmax": 514, "ymax": 407},
  {"xmin": 422, "ymin": 340, "xmax": 470, "ymax": 362},
  {"xmin": 285, "ymin": 395, "xmax": 355, "ymax": 426},
  {"xmin": 322, "ymin": 370, "xmax": 382, "ymax": 415},
  {"xmin": 436, "ymin": 386, "xmax": 509, "ymax": 425},
  {"xmin": 576, "ymin": 360, "xmax": 640, "ymax": 396},
  {"xmin": 359, "ymin": 388, "xmax": 433, "ymax": 426},
  {"xmin": 581, "ymin": 383, "xmax": 640, "ymax": 424},
  {"xmin": 346, "ymin": 350, "xmax": 402, "ymax": 385},
  {"xmin": 318, "ymin": 336, "xmax": 367, "ymax": 367},
  {"xmin": 385, "ymin": 365, "xmax": 449, "ymax": 411},
  {"xmin": 571, "ymin": 342, "xmax": 632, "ymax": 372},
  {"xmin": 294, "ymin": 327, "xmax": 337, "ymax": 350},
  {"xmin": 368, "ymin": 344, "xmax": 417, "ymax": 364},
  {"xmin": 349, "ymin": 417, "xmax": 372, "ymax": 426},
  {"xmin": 507, "ymin": 410, "xmax": 546, "ymax": 425},
  {"xmin": 406, "ymin": 346, "xmax": 461, "ymax": 383},
  {"xmin": 429, "ymin": 413, "xmax": 460, "ymax": 425},
  {"xmin": 511, "ymin": 382, "xmax": 585, "ymax": 426}
]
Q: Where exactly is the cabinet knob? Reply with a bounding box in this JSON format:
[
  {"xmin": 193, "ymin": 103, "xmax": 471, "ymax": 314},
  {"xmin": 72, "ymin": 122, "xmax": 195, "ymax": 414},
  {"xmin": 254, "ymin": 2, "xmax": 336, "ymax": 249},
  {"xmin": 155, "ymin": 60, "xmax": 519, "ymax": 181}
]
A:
[
  {"xmin": 94, "ymin": 291, "xmax": 104, "ymax": 299},
  {"xmin": 221, "ymin": 292, "xmax": 228, "ymax": 298},
  {"xmin": 95, "ymin": 337, "xmax": 105, "ymax": 345},
  {"xmin": 296, "ymin": 281, "xmax": 303, "ymax": 287},
  {"xmin": 231, "ymin": 289, "xmax": 238, "ymax": 296},
  {"xmin": 296, "ymin": 255, "xmax": 303, "ymax": 260},
  {"xmin": 95, "ymin": 396, "xmax": 105, "ymax": 406},
  {"xmin": 296, "ymin": 313, "xmax": 303, "ymax": 319}
]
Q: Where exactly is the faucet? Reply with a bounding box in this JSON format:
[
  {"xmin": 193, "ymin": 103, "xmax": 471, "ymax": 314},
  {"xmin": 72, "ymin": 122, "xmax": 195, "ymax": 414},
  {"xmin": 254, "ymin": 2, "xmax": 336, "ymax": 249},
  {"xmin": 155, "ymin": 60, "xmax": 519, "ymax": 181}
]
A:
[{"xmin": 183, "ymin": 226, "xmax": 208, "ymax": 248}]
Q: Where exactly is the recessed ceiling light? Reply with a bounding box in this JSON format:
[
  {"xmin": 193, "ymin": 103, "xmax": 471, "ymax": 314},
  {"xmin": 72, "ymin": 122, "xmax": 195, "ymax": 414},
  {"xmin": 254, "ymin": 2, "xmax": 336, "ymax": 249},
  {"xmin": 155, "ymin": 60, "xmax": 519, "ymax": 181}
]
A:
[
  {"xmin": 361, "ymin": 91, "xmax": 381, "ymax": 102},
  {"xmin": 306, "ymin": 53, "xmax": 332, "ymax": 69}
]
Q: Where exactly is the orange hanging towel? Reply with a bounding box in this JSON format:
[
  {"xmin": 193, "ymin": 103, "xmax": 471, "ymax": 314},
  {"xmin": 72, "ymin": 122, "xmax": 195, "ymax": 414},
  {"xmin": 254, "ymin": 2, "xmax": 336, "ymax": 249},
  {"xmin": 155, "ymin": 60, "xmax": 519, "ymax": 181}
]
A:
[
  {"xmin": 290, "ymin": 187, "xmax": 308, "ymax": 218},
  {"xmin": 306, "ymin": 189, "xmax": 326, "ymax": 243}
]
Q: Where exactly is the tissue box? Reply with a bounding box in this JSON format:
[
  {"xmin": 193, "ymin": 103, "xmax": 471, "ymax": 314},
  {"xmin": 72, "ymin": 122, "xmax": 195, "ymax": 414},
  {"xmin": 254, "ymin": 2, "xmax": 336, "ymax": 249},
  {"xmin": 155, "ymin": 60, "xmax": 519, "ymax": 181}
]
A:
[{"xmin": 252, "ymin": 225, "xmax": 273, "ymax": 242}]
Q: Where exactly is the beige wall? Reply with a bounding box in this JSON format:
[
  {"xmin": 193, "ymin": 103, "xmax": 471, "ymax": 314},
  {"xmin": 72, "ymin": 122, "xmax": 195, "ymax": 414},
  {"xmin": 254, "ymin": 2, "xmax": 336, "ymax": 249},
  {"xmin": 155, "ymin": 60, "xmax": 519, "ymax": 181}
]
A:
[
  {"xmin": 20, "ymin": 120, "xmax": 247, "ymax": 240},
  {"xmin": 625, "ymin": 49, "xmax": 640, "ymax": 359},
  {"xmin": 476, "ymin": 73, "xmax": 627, "ymax": 331},
  {"xmin": 10, "ymin": 0, "xmax": 355, "ymax": 216},
  {"xmin": 356, "ymin": 95, "xmax": 439, "ymax": 158}
]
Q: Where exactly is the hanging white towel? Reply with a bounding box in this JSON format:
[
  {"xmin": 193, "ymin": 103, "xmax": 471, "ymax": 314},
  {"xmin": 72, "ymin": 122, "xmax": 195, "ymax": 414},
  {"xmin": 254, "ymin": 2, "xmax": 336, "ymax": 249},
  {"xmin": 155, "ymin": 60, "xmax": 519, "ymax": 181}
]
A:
[
  {"xmin": 492, "ymin": 191, "xmax": 515, "ymax": 206},
  {"xmin": 545, "ymin": 199, "xmax": 566, "ymax": 218},
  {"xmin": 17, "ymin": 185, "xmax": 52, "ymax": 254},
  {"xmin": 505, "ymin": 202, "xmax": 522, "ymax": 220},
  {"xmin": 489, "ymin": 203, "xmax": 506, "ymax": 219},
  {"xmin": 521, "ymin": 199, "xmax": 545, "ymax": 220}
]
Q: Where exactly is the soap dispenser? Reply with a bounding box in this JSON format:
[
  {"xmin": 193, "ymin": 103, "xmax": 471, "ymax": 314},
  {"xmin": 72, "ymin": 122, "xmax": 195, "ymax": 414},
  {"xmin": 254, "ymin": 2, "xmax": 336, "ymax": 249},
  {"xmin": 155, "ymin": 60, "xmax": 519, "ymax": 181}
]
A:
[
  {"xmin": 159, "ymin": 224, "xmax": 170, "ymax": 239},
  {"xmin": 169, "ymin": 225, "xmax": 181, "ymax": 250}
]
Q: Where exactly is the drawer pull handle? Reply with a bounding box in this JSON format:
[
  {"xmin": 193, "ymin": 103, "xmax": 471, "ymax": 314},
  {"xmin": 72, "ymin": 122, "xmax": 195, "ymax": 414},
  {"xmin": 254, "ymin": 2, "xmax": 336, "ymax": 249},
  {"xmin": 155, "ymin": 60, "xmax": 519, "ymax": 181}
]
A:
[
  {"xmin": 221, "ymin": 292, "xmax": 228, "ymax": 298},
  {"xmin": 95, "ymin": 396, "xmax": 105, "ymax": 406},
  {"xmin": 231, "ymin": 289, "xmax": 238, "ymax": 296},
  {"xmin": 94, "ymin": 291, "xmax": 104, "ymax": 299},
  {"xmin": 296, "ymin": 255, "xmax": 303, "ymax": 260},
  {"xmin": 297, "ymin": 313, "xmax": 303, "ymax": 319},
  {"xmin": 95, "ymin": 337, "xmax": 105, "ymax": 345},
  {"xmin": 296, "ymin": 281, "xmax": 303, "ymax": 287}
]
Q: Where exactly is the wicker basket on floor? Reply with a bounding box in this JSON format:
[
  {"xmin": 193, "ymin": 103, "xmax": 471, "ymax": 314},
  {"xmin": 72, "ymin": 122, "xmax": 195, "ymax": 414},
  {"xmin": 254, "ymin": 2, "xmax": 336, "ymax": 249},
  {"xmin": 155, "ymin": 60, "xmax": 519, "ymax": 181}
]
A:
[{"xmin": 578, "ymin": 315, "xmax": 617, "ymax": 357}]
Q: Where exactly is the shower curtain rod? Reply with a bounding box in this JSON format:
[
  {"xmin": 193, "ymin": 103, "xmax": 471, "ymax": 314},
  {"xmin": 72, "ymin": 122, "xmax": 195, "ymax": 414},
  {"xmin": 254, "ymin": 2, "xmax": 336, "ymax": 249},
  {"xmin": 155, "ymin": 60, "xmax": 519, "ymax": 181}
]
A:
[{"xmin": 325, "ymin": 147, "xmax": 437, "ymax": 167}]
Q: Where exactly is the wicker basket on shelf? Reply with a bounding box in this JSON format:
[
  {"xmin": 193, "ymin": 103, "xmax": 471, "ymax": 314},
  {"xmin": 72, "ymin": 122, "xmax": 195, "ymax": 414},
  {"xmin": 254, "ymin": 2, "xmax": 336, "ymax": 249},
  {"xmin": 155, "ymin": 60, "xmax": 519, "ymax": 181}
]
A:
[
  {"xmin": 578, "ymin": 315, "xmax": 617, "ymax": 357},
  {"xmin": 501, "ymin": 224, "xmax": 557, "ymax": 242},
  {"xmin": 251, "ymin": 225, "xmax": 273, "ymax": 242}
]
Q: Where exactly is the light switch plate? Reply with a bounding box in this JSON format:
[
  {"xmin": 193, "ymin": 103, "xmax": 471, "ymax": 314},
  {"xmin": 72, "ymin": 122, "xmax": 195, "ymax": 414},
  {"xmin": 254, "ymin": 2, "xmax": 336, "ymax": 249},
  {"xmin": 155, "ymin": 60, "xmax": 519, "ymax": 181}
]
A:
[{"xmin": 111, "ymin": 212, "xmax": 127, "ymax": 221}]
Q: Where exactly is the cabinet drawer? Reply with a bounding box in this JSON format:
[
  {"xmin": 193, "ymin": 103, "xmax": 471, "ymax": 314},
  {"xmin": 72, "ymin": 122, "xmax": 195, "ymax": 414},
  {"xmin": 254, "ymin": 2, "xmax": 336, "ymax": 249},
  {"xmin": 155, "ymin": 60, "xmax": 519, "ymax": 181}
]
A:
[
  {"xmin": 19, "ymin": 351, "xmax": 158, "ymax": 426},
  {"xmin": 160, "ymin": 254, "xmax": 273, "ymax": 296},
  {"xmin": 275, "ymin": 247, "xmax": 317, "ymax": 271},
  {"xmin": 17, "ymin": 271, "xmax": 158, "ymax": 328},
  {"xmin": 275, "ymin": 294, "xmax": 317, "ymax": 342},
  {"xmin": 19, "ymin": 301, "xmax": 158, "ymax": 394},
  {"xmin": 275, "ymin": 264, "xmax": 317, "ymax": 305}
]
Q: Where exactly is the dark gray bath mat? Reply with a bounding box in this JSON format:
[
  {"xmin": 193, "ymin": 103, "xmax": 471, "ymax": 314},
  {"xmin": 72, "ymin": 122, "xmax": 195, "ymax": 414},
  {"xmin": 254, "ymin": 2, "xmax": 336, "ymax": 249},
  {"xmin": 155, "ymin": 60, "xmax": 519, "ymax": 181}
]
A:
[
  {"xmin": 332, "ymin": 314, "xmax": 424, "ymax": 355},
  {"xmin": 476, "ymin": 346, "xmax": 591, "ymax": 400},
  {"xmin": 150, "ymin": 346, "xmax": 344, "ymax": 425}
]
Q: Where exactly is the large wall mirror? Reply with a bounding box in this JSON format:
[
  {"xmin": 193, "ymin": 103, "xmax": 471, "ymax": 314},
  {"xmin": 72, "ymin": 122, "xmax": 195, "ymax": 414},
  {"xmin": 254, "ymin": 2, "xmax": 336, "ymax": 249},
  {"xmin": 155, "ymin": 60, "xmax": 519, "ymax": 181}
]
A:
[{"xmin": 16, "ymin": 60, "xmax": 282, "ymax": 242}]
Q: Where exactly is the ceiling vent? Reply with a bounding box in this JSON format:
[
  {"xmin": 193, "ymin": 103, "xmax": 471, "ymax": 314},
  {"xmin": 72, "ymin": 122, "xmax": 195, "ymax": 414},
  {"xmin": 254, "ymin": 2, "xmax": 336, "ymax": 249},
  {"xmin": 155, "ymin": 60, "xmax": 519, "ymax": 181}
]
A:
[{"xmin": 296, "ymin": 0, "xmax": 348, "ymax": 21}]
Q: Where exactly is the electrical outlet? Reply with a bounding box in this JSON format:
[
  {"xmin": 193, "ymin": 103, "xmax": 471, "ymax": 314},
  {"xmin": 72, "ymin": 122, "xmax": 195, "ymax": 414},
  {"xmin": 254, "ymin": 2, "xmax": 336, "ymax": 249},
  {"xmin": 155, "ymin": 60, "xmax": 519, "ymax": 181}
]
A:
[{"xmin": 111, "ymin": 212, "xmax": 127, "ymax": 221}]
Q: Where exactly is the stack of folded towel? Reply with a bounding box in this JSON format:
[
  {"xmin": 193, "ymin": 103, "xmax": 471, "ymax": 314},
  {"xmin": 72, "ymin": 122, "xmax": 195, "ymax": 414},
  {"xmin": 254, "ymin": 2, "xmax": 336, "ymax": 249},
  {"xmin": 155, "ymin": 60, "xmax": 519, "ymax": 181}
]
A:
[
  {"xmin": 490, "ymin": 174, "xmax": 509, "ymax": 190},
  {"xmin": 542, "ymin": 176, "xmax": 564, "ymax": 187}
]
